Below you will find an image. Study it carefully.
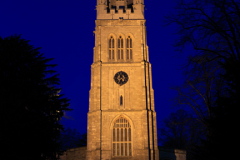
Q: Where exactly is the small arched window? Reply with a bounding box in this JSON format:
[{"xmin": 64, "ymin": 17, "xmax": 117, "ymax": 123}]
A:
[
  {"xmin": 113, "ymin": 117, "xmax": 132, "ymax": 157},
  {"xmin": 109, "ymin": 36, "xmax": 115, "ymax": 60},
  {"xmin": 126, "ymin": 36, "xmax": 133, "ymax": 60},
  {"xmin": 118, "ymin": 36, "xmax": 124, "ymax": 60},
  {"xmin": 120, "ymin": 95, "xmax": 123, "ymax": 106}
]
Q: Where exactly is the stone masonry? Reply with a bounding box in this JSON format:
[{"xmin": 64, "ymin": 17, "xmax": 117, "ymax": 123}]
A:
[
  {"xmin": 86, "ymin": 0, "xmax": 159, "ymax": 160},
  {"xmin": 57, "ymin": 1, "xmax": 187, "ymax": 160}
]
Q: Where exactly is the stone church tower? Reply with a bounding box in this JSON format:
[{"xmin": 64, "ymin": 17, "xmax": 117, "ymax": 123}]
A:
[{"xmin": 87, "ymin": 0, "xmax": 159, "ymax": 159}]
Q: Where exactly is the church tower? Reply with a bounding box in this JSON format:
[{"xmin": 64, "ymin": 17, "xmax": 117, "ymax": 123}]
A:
[{"xmin": 87, "ymin": 0, "xmax": 159, "ymax": 159}]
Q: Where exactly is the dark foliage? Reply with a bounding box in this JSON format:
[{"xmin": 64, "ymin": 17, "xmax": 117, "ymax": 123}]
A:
[
  {"xmin": 59, "ymin": 128, "xmax": 87, "ymax": 151},
  {"xmin": 158, "ymin": 109, "xmax": 204, "ymax": 160},
  {"xmin": 166, "ymin": 0, "xmax": 240, "ymax": 159},
  {"xmin": 194, "ymin": 59, "xmax": 240, "ymax": 160},
  {"xmin": 0, "ymin": 35, "xmax": 71, "ymax": 160},
  {"xmin": 171, "ymin": 54, "xmax": 223, "ymax": 128}
]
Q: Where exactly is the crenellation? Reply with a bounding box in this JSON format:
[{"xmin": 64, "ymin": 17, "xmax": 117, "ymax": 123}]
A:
[{"xmin": 97, "ymin": 0, "xmax": 144, "ymax": 19}]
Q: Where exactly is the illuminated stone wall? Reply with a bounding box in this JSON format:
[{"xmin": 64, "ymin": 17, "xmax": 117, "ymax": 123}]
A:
[{"xmin": 86, "ymin": 0, "xmax": 159, "ymax": 159}]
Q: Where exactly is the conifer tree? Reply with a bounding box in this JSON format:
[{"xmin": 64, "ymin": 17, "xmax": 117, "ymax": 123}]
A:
[{"xmin": 0, "ymin": 35, "xmax": 71, "ymax": 160}]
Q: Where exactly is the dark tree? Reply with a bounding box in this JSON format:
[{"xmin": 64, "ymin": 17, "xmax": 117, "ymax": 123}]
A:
[
  {"xmin": 158, "ymin": 109, "xmax": 203, "ymax": 160},
  {"xmin": 166, "ymin": 0, "xmax": 240, "ymax": 159},
  {"xmin": 0, "ymin": 35, "xmax": 71, "ymax": 160},
  {"xmin": 172, "ymin": 54, "xmax": 223, "ymax": 129},
  {"xmin": 166, "ymin": 0, "xmax": 240, "ymax": 61},
  {"xmin": 170, "ymin": 53, "xmax": 223, "ymax": 160},
  {"xmin": 59, "ymin": 128, "xmax": 87, "ymax": 151}
]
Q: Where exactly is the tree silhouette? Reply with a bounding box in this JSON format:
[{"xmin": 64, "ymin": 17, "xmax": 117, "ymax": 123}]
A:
[
  {"xmin": 0, "ymin": 35, "xmax": 71, "ymax": 160},
  {"xmin": 171, "ymin": 54, "xmax": 223, "ymax": 130},
  {"xmin": 158, "ymin": 109, "xmax": 204, "ymax": 160},
  {"xmin": 166, "ymin": 0, "xmax": 240, "ymax": 159},
  {"xmin": 59, "ymin": 128, "xmax": 87, "ymax": 151}
]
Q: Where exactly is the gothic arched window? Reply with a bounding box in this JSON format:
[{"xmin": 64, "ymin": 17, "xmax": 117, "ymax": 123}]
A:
[
  {"xmin": 126, "ymin": 36, "xmax": 132, "ymax": 60},
  {"xmin": 117, "ymin": 36, "xmax": 124, "ymax": 60},
  {"xmin": 109, "ymin": 36, "xmax": 115, "ymax": 60},
  {"xmin": 113, "ymin": 117, "xmax": 132, "ymax": 157}
]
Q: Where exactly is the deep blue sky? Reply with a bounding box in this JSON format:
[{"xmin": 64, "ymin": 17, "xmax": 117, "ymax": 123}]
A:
[{"xmin": 0, "ymin": 0, "xmax": 188, "ymax": 135}]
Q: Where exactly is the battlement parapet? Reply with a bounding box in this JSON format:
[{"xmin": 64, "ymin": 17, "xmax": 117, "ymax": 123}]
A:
[{"xmin": 97, "ymin": 4, "xmax": 144, "ymax": 20}]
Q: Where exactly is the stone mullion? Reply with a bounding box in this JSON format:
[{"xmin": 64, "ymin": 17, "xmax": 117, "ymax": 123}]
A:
[
  {"xmin": 120, "ymin": 128, "xmax": 122, "ymax": 156},
  {"xmin": 114, "ymin": 127, "xmax": 117, "ymax": 156},
  {"xmin": 126, "ymin": 127, "xmax": 129, "ymax": 156},
  {"xmin": 123, "ymin": 126, "xmax": 125, "ymax": 156}
]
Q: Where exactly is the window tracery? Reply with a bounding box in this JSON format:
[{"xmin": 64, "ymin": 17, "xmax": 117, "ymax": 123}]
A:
[
  {"xmin": 113, "ymin": 117, "xmax": 132, "ymax": 157},
  {"xmin": 118, "ymin": 36, "xmax": 124, "ymax": 60},
  {"xmin": 109, "ymin": 36, "xmax": 115, "ymax": 60},
  {"xmin": 108, "ymin": 34, "xmax": 133, "ymax": 61},
  {"xmin": 126, "ymin": 36, "xmax": 133, "ymax": 60}
]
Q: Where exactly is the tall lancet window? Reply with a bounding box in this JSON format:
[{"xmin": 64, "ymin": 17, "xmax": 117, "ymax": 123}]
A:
[
  {"xmin": 118, "ymin": 36, "xmax": 124, "ymax": 60},
  {"xmin": 126, "ymin": 36, "xmax": 133, "ymax": 60},
  {"xmin": 113, "ymin": 117, "xmax": 132, "ymax": 157},
  {"xmin": 109, "ymin": 36, "xmax": 115, "ymax": 60}
]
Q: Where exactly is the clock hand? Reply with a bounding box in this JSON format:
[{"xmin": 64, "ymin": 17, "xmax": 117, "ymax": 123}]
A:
[{"xmin": 117, "ymin": 75, "xmax": 121, "ymax": 81}]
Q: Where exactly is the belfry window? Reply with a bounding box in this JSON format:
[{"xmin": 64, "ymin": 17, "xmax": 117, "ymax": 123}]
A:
[
  {"xmin": 126, "ymin": 36, "xmax": 133, "ymax": 60},
  {"xmin": 118, "ymin": 36, "xmax": 124, "ymax": 60},
  {"xmin": 109, "ymin": 36, "xmax": 115, "ymax": 60},
  {"xmin": 113, "ymin": 117, "xmax": 132, "ymax": 157}
]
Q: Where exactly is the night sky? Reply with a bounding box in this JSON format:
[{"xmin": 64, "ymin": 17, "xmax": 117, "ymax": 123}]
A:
[{"xmin": 1, "ymin": 0, "xmax": 188, "ymax": 135}]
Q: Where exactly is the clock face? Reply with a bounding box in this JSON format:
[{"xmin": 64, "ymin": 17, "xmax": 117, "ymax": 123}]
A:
[{"xmin": 114, "ymin": 71, "xmax": 128, "ymax": 86}]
